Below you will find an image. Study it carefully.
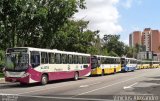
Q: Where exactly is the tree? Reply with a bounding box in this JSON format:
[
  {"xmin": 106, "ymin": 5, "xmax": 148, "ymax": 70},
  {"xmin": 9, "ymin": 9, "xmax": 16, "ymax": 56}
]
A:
[
  {"xmin": 124, "ymin": 46, "xmax": 135, "ymax": 58},
  {"xmin": 54, "ymin": 20, "xmax": 98, "ymax": 54},
  {"xmin": 103, "ymin": 35, "xmax": 125, "ymax": 56},
  {"xmin": 0, "ymin": 0, "xmax": 86, "ymax": 50},
  {"xmin": 108, "ymin": 51, "xmax": 118, "ymax": 57},
  {"xmin": 0, "ymin": 50, "xmax": 5, "ymax": 70}
]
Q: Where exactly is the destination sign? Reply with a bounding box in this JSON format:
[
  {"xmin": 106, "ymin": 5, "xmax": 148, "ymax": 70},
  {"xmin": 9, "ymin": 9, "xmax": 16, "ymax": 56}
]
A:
[{"xmin": 7, "ymin": 48, "xmax": 28, "ymax": 53}]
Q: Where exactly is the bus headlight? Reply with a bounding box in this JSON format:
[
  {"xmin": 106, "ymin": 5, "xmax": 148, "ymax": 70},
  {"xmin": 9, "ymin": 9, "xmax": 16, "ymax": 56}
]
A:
[{"xmin": 21, "ymin": 73, "xmax": 30, "ymax": 78}]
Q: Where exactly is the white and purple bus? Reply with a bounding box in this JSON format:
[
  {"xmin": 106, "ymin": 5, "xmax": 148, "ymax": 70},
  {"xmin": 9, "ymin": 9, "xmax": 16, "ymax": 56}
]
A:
[{"xmin": 4, "ymin": 47, "xmax": 91, "ymax": 85}]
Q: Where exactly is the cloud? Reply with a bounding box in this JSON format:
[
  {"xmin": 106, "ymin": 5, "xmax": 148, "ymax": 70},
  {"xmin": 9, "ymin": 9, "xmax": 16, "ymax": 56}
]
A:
[
  {"xmin": 122, "ymin": 0, "xmax": 133, "ymax": 8},
  {"xmin": 132, "ymin": 26, "xmax": 141, "ymax": 31},
  {"xmin": 73, "ymin": 0, "xmax": 123, "ymax": 38},
  {"xmin": 120, "ymin": 39, "xmax": 129, "ymax": 45},
  {"xmin": 122, "ymin": 0, "xmax": 142, "ymax": 8}
]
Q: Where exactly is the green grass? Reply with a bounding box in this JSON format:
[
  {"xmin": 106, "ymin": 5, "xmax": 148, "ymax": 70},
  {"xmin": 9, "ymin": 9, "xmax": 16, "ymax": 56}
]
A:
[{"xmin": 0, "ymin": 72, "xmax": 4, "ymax": 78}]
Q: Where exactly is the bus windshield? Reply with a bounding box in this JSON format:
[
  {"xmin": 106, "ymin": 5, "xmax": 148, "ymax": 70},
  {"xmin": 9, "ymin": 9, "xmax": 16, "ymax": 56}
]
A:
[
  {"xmin": 121, "ymin": 58, "xmax": 126, "ymax": 67},
  {"xmin": 6, "ymin": 52, "xmax": 29, "ymax": 71},
  {"xmin": 91, "ymin": 57, "xmax": 98, "ymax": 69}
]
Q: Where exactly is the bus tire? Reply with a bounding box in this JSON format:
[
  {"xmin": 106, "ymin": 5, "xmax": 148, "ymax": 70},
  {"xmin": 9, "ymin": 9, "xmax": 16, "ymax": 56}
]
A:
[
  {"xmin": 74, "ymin": 72, "xmax": 79, "ymax": 81},
  {"xmin": 101, "ymin": 69, "xmax": 104, "ymax": 76},
  {"xmin": 41, "ymin": 74, "xmax": 48, "ymax": 85},
  {"xmin": 20, "ymin": 82, "xmax": 27, "ymax": 86},
  {"xmin": 114, "ymin": 68, "xmax": 116, "ymax": 74}
]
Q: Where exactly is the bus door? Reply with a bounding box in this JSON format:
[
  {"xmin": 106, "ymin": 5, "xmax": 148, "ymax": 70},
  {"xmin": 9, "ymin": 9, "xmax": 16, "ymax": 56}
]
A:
[
  {"xmin": 91, "ymin": 56, "xmax": 99, "ymax": 69},
  {"xmin": 120, "ymin": 58, "xmax": 126, "ymax": 68}
]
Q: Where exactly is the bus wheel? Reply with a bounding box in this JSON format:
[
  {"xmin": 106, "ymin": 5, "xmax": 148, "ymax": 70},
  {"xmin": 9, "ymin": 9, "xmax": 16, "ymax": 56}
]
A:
[
  {"xmin": 41, "ymin": 74, "xmax": 48, "ymax": 85},
  {"xmin": 101, "ymin": 69, "xmax": 104, "ymax": 76},
  {"xmin": 114, "ymin": 68, "xmax": 116, "ymax": 74},
  {"xmin": 20, "ymin": 82, "xmax": 27, "ymax": 86},
  {"xmin": 74, "ymin": 72, "xmax": 79, "ymax": 81}
]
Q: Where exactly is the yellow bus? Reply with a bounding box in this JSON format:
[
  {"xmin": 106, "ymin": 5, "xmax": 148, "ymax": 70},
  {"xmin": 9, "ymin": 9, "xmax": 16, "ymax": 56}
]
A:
[
  {"xmin": 91, "ymin": 55, "xmax": 121, "ymax": 76},
  {"xmin": 137, "ymin": 60, "xmax": 142, "ymax": 70},
  {"xmin": 141, "ymin": 61, "xmax": 151, "ymax": 69},
  {"xmin": 151, "ymin": 61, "xmax": 159, "ymax": 68}
]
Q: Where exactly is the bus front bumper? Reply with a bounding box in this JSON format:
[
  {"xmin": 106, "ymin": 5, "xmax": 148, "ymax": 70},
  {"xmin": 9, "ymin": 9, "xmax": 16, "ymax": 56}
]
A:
[
  {"xmin": 5, "ymin": 76, "xmax": 29, "ymax": 84},
  {"xmin": 91, "ymin": 68, "xmax": 102, "ymax": 75}
]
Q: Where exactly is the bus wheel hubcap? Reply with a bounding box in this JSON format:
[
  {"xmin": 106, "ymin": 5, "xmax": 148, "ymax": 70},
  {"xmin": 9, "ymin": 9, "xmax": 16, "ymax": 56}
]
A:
[{"xmin": 75, "ymin": 73, "xmax": 78, "ymax": 80}]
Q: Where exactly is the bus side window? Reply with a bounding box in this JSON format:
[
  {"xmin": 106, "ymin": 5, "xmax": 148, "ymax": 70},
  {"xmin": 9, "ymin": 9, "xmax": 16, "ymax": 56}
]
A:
[
  {"xmin": 110, "ymin": 58, "xmax": 113, "ymax": 64},
  {"xmin": 75, "ymin": 55, "xmax": 78, "ymax": 64},
  {"xmin": 67, "ymin": 55, "xmax": 71, "ymax": 64},
  {"xmin": 87, "ymin": 57, "xmax": 90, "ymax": 64},
  {"xmin": 55, "ymin": 53, "xmax": 60, "ymax": 64},
  {"xmin": 73, "ymin": 55, "xmax": 78, "ymax": 64},
  {"xmin": 82, "ymin": 56, "xmax": 85, "ymax": 64},
  {"xmin": 107, "ymin": 58, "xmax": 110, "ymax": 64},
  {"xmin": 82, "ymin": 57, "xmax": 84, "ymax": 64},
  {"xmin": 69, "ymin": 55, "xmax": 73, "ymax": 64},
  {"xmin": 85, "ymin": 57, "xmax": 87, "ymax": 64},
  {"xmin": 30, "ymin": 51, "xmax": 40, "ymax": 68},
  {"xmin": 41, "ymin": 52, "xmax": 48, "ymax": 64},
  {"xmin": 73, "ymin": 55, "xmax": 76, "ymax": 64},
  {"xmin": 113, "ymin": 59, "xmax": 115, "ymax": 64},
  {"xmin": 49, "ymin": 53, "xmax": 55, "ymax": 64},
  {"xmin": 115, "ymin": 59, "xmax": 117, "ymax": 64},
  {"xmin": 78, "ymin": 56, "xmax": 82, "ymax": 64},
  {"xmin": 84, "ymin": 57, "xmax": 87, "ymax": 64},
  {"xmin": 61, "ymin": 54, "xmax": 67, "ymax": 64}
]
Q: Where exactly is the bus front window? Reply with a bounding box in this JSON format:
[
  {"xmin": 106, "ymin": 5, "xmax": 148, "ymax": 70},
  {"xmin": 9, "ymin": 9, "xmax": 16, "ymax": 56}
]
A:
[
  {"xmin": 91, "ymin": 57, "xmax": 98, "ymax": 69},
  {"xmin": 6, "ymin": 53, "xmax": 29, "ymax": 71}
]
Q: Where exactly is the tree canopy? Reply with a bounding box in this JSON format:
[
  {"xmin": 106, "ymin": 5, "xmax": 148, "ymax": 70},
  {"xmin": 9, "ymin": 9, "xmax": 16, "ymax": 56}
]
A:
[
  {"xmin": 0, "ymin": 0, "xmax": 135, "ymax": 66},
  {"xmin": 0, "ymin": 0, "xmax": 86, "ymax": 49},
  {"xmin": 103, "ymin": 35, "xmax": 126, "ymax": 57}
]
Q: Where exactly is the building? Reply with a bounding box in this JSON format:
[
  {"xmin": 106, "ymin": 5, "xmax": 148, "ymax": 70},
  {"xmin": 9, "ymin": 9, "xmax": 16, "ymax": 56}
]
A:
[
  {"xmin": 129, "ymin": 34, "xmax": 133, "ymax": 47},
  {"xmin": 137, "ymin": 51, "xmax": 153, "ymax": 60},
  {"xmin": 142, "ymin": 28, "xmax": 151, "ymax": 51},
  {"xmin": 129, "ymin": 28, "xmax": 160, "ymax": 53},
  {"xmin": 151, "ymin": 30, "xmax": 160, "ymax": 53},
  {"xmin": 129, "ymin": 31, "xmax": 142, "ymax": 47}
]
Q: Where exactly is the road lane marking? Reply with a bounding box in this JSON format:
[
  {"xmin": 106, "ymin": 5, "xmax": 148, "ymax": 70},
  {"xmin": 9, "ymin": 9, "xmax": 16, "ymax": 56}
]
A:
[
  {"xmin": 80, "ymin": 85, "xmax": 89, "ymax": 88},
  {"xmin": 80, "ymin": 82, "xmax": 102, "ymax": 88},
  {"xmin": 17, "ymin": 83, "xmax": 78, "ymax": 95},
  {"xmin": 17, "ymin": 79, "xmax": 102, "ymax": 95},
  {"xmin": 3, "ymin": 69, "xmax": 160, "ymax": 95},
  {"xmin": 0, "ymin": 94, "xmax": 112, "ymax": 101},
  {"xmin": 123, "ymin": 82, "xmax": 138, "ymax": 89},
  {"xmin": 0, "ymin": 93, "xmax": 18, "ymax": 95},
  {"xmin": 72, "ymin": 74, "xmax": 148, "ymax": 97}
]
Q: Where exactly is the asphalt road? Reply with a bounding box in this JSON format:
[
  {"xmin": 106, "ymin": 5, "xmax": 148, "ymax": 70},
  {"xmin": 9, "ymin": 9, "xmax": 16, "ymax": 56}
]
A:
[{"xmin": 1, "ymin": 68, "xmax": 160, "ymax": 101}]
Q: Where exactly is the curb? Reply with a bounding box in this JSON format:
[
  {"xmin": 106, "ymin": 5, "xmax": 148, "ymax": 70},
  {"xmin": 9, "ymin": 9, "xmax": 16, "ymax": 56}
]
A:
[
  {"xmin": 0, "ymin": 78, "xmax": 4, "ymax": 80},
  {"xmin": 0, "ymin": 78, "xmax": 5, "ymax": 84}
]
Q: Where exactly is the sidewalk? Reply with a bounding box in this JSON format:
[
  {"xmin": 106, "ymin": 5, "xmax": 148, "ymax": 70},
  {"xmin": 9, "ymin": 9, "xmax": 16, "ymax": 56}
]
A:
[{"xmin": 0, "ymin": 78, "xmax": 5, "ymax": 84}]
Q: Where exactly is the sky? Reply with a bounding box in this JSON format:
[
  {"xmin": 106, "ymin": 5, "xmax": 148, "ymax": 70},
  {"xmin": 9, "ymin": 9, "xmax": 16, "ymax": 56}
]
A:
[{"xmin": 74, "ymin": 0, "xmax": 160, "ymax": 45}]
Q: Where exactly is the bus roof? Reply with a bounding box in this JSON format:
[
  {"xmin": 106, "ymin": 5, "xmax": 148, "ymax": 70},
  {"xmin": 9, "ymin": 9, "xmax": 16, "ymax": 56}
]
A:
[
  {"xmin": 6, "ymin": 47, "xmax": 91, "ymax": 56},
  {"xmin": 92, "ymin": 55, "xmax": 120, "ymax": 59},
  {"xmin": 124, "ymin": 57, "xmax": 137, "ymax": 60}
]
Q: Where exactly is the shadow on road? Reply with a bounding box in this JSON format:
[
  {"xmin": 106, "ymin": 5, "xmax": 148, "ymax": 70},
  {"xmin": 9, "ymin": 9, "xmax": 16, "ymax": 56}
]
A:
[
  {"xmin": 132, "ymin": 76, "xmax": 160, "ymax": 95},
  {"xmin": 0, "ymin": 78, "xmax": 87, "ymax": 89}
]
